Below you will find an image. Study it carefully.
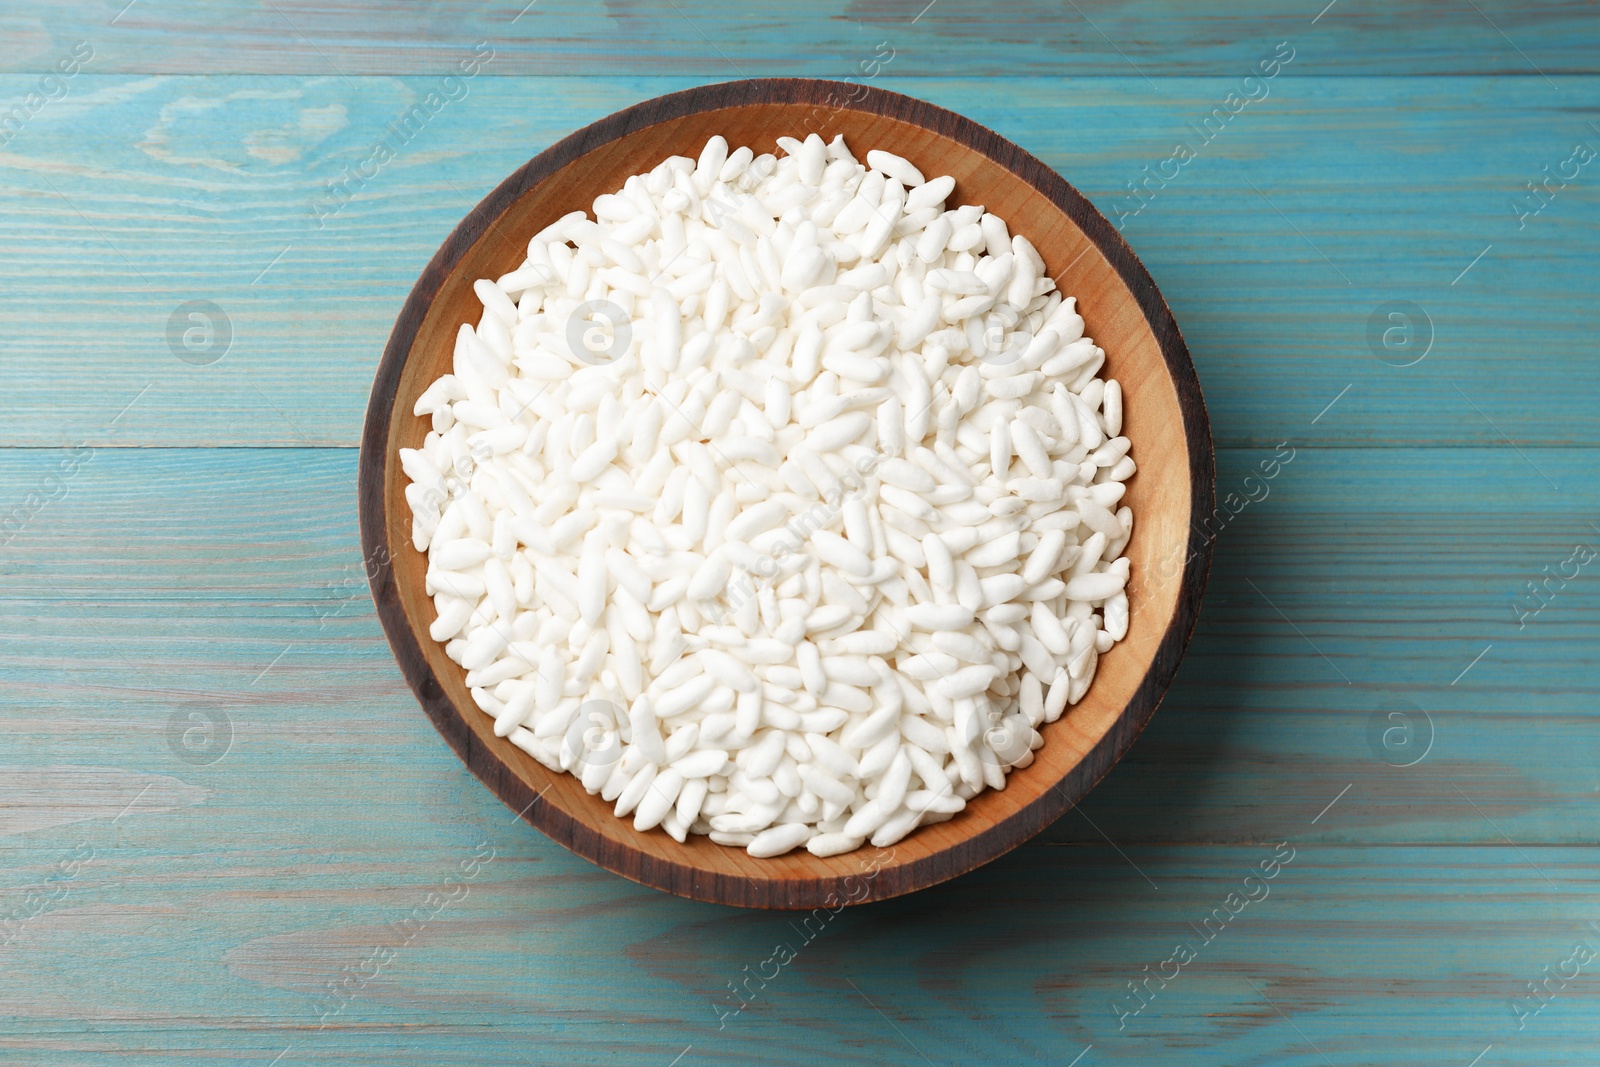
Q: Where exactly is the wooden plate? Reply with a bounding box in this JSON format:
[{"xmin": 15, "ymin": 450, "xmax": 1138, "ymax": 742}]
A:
[{"xmin": 360, "ymin": 78, "xmax": 1214, "ymax": 908}]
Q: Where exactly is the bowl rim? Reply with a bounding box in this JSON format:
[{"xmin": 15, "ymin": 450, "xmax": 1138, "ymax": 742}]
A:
[{"xmin": 360, "ymin": 76, "xmax": 1215, "ymax": 908}]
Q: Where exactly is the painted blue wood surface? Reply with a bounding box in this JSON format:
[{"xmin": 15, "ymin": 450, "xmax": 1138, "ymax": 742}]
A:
[
  {"xmin": 2, "ymin": 5, "xmax": 1599, "ymax": 1065},
  {"xmin": 3, "ymin": 1, "xmax": 1595, "ymax": 76},
  {"xmin": 3, "ymin": 74, "xmax": 1597, "ymax": 447}
]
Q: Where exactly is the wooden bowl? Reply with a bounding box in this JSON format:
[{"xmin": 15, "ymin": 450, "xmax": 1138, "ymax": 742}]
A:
[{"xmin": 360, "ymin": 78, "xmax": 1213, "ymax": 909}]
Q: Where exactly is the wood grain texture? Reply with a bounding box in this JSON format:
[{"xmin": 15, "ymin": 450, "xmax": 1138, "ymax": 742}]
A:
[
  {"xmin": 2, "ymin": 830, "xmax": 1598, "ymax": 1064},
  {"xmin": 1, "ymin": 0, "xmax": 1595, "ymax": 76},
  {"xmin": 3, "ymin": 8, "xmax": 1599, "ymax": 1061},
  {"xmin": 1, "ymin": 75, "xmax": 1595, "ymax": 447},
  {"xmin": 2, "ymin": 446, "xmax": 1596, "ymax": 849},
  {"xmin": 2, "ymin": 467, "xmax": 1598, "ymax": 1055}
]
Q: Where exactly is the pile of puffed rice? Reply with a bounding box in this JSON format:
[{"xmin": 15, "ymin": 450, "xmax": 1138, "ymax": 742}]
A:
[{"xmin": 400, "ymin": 133, "xmax": 1134, "ymax": 858}]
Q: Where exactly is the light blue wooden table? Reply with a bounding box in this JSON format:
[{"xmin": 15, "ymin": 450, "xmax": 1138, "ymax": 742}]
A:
[{"xmin": 3, "ymin": 2, "xmax": 1598, "ymax": 1063}]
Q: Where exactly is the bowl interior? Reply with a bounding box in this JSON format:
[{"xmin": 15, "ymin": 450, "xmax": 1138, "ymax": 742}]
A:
[{"xmin": 373, "ymin": 89, "xmax": 1200, "ymax": 907}]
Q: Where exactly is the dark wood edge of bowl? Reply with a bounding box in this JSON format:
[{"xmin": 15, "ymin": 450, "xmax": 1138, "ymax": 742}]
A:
[{"xmin": 360, "ymin": 77, "xmax": 1215, "ymax": 909}]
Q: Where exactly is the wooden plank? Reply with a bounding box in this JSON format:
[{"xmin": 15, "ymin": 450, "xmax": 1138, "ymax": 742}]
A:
[
  {"xmin": 2, "ymin": 445, "xmax": 1596, "ymax": 851},
  {"xmin": 3, "ymin": 0, "xmax": 1594, "ymax": 76},
  {"xmin": 1, "ymin": 74, "xmax": 1595, "ymax": 448},
  {"xmin": 0, "ymin": 836, "xmax": 1593, "ymax": 1064}
]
